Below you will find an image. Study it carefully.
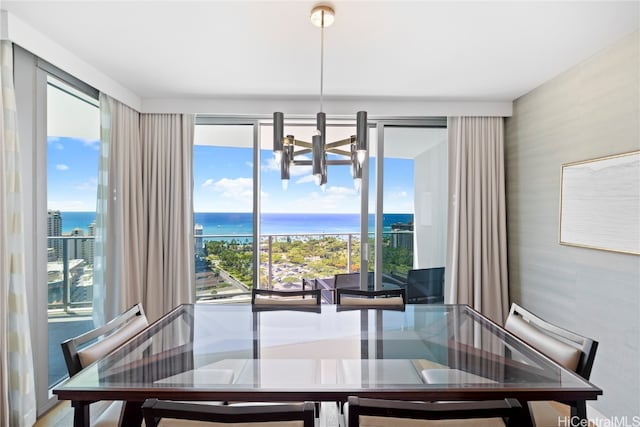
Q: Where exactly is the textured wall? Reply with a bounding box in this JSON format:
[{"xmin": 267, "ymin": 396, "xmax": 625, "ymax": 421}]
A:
[{"xmin": 505, "ymin": 30, "xmax": 640, "ymax": 419}]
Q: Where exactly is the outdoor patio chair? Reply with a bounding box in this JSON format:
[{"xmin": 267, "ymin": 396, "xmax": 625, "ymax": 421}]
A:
[
  {"xmin": 405, "ymin": 267, "xmax": 445, "ymax": 304},
  {"xmin": 60, "ymin": 303, "xmax": 148, "ymax": 426},
  {"xmin": 505, "ymin": 303, "xmax": 598, "ymax": 426}
]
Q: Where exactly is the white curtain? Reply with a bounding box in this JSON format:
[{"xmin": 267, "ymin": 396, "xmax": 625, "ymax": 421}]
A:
[
  {"xmin": 0, "ymin": 41, "xmax": 36, "ymax": 427},
  {"xmin": 93, "ymin": 94, "xmax": 145, "ymax": 325},
  {"xmin": 94, "ymin": 103, "xmax": 195, "ymax": 325},
  {"xmin": 141, "ymin": 114, "xmax": 195, "ymax": 322},
  {"xmin": 445, "ymin": 116, "xmax": 509, "ymax": 324}
]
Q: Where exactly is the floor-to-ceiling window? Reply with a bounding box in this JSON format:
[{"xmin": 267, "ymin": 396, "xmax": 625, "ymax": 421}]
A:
[
  {"xmin": 192, "ymin": 117, "xmax": 447, "ymax": 302},
  {"xmin": 45, "ymin": 77, "xmax": 100, "ymax": 388},
  {"xmin": 13, "ymin": 45, "xmax": 103, "ymax": 413},
  {"xmin": 192, "ymin": 121, "xmax": 258, "ymax": 303}
]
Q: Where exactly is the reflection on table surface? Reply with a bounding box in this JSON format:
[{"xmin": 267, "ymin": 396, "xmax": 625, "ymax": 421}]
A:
[{"xmin": 56, "ymin": 304, "xmax": 597, "ymax": 394}]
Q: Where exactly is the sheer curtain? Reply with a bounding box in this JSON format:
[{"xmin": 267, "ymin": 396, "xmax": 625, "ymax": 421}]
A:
[
  {"xmin": 141, "ymin": 114, "xmax": 195, "ymax": 322},
  {"xmin": 445, "ymin": 116, "xmax": 509, "ymax": 324},
  {"xmin": 93, "ymin": 94, "xmax": 145, "ymax": 325},
  {"xmin": 0, "ymin": 41, "xmax": 36, "ymax": 427},
  {"xmin": 94, "ymin": 101, "xmax": 195, "ymax": 325}
]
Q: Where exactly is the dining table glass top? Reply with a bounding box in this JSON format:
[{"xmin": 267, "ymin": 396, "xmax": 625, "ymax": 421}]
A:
[{"xmin": 56, "ymin": 304, "xmax": 597, "ymax": 397}]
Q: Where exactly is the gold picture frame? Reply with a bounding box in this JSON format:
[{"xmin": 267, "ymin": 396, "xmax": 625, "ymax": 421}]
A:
[{"xmin": 559, "ymin": 150, "xmax": 640, "ymax": 256}]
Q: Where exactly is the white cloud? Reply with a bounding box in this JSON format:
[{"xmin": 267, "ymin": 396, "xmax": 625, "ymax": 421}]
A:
[
  {"xmin": 196, "ymin": 177, "xmax": 254, "ymax": 212},
  {"xmin": 81, "ymin": 139, "xmax": 101, "ymax": 151},
  {"xmin": 294, "ymin": 175, "xmax": 317, "ymax": 184},
  {"xmin": 75, "ymin": 177, "xmax": 98, "ymax": 191},
  {"xmin": 245, "ymin": 161, "xmax": 253, "ymax": 168},
  {"xmin": 208, "ymin": 177, "xmax": 253, "ymax": 200},
  {"xmin": 389, "ymin": 190, "xmax": 408, "ymax": 199},
  {"xmin": 263, "ymin": 155, "xmax": 312, "ymax": 176},
  {"xmin": 263, "ymin": 157, "xmax": 279, "ymax": 172},
  {"xmin": 286, "ymin": 185, "xmax": 359, "ymax": 212},
  {"xmin": 48, "ymin": 200, "xmax": 91, "ymax": 211},
  {"xmin": 56, "ymin": 164, "xmax": 69, "ymax": 171}
]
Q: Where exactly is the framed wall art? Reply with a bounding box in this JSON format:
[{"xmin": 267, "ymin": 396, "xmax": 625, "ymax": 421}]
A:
[{"xmin": 559, "ymin": 150, "xmax": 640, "ymax": 255}]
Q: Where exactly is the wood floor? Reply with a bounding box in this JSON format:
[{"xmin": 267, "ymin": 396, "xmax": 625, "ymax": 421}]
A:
[{"xmin": 34, "ymin": 400, "xmax": 113, "ymax": 427}]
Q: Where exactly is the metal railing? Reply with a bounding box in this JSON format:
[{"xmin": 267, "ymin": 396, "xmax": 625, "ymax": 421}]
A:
[
  {"xmin": 47, "ymin": 235, "xmax": 95, "ymax": 312},
  {"xmin": 48, "ymin": 230, "xmax": 414, "ymax": 308}
]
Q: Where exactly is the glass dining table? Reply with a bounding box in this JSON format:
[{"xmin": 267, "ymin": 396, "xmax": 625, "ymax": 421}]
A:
[{"xmin": 53, "ymin": 304, "xmax": 601, "ymax": 427}]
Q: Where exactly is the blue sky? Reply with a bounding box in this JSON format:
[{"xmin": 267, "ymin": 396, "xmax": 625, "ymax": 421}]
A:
[
  {"xmin": 47, "ymin": 137, "xmax": 415, "ymax": 214},
  {"xmin": 47, "ymin": 136, "xmax": 100, "ymax": 212},
  {"xmin": 193, "ymin": 145, "xmax": 415, "ymax": 214}
]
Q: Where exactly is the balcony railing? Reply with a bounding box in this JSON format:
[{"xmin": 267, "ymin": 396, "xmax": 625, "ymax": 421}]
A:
[
  {"xmin": 47, "ymin": 235, "xmax": 95, "ymax": 312},
  {"xmin": 47, "ymin": 230, "xmax": 414, "ymax": 309}
]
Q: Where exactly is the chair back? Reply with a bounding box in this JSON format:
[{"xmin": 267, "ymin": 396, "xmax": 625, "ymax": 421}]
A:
[
  {"xmin": 334, "ymin": 272, "xmax": 374, "ymax": 290},
  {"xmin": 405, "ymin": 267, "xmax": 445, "ymax": 304},
  {"xmin": 142, "ymin": 399, "xmax": 316, "ymax": 427},
  {"xmin": 336, "ymin": 288, "xmax": 406, "ymax": 308},
  {"xmin": 252, "ymin": 288, "xmax": 321, "ymax": 306},
  {"xmin": 346, "ymin": 396, "xmax": 525, "ymax": 427},
  {"xmin": 505, "ymin": 303, "xmax": 598, "ymax": 380},
  {"xmin": 61, "ymin": 303, "xmax": 148, "ymax": 376}
]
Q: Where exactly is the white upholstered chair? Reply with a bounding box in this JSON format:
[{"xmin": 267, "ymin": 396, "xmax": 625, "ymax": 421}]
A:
[
  {"xmin": 61, "ymin": 303, "xmax": 149, "ymax": 426},
  {"xmin": 505, "ymin": 303, "xmax": 598, "ymax": 426}
]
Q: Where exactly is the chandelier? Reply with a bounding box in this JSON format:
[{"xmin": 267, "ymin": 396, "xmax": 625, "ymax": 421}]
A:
[{"xmin": 273, "ymin": 5, "xmax": 368, "ymax": 190}]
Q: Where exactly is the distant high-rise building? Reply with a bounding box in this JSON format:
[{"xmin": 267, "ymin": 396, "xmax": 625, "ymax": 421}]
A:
[
  {"xmin": 68, "ymin": 228, "xmax": 85, "ymax": 260},
  {"xmin": 194, "ymin": 223, "xmax": 204, "ymax": 254},
  {"xmin": 47, "ymin": 210, "xmax": 63, "ymax": 260},
  {"xmin": 86, "ymin": 221, "xmax": 96, "ymax": 265}
]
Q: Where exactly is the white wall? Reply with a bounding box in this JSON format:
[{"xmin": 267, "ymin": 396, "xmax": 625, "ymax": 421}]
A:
[
  {"xmin": 414, "ymin": 136, "xmax": 448, "ymax": 269},
  {"xmin": 505, "ymin": 30, "xmax": 640, "ymax": 420}
]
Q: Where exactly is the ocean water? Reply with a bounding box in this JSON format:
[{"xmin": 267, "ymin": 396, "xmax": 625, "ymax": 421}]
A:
[{"xmin": 58, "ymin": 212, "xmax": 414, "ymax": 236}]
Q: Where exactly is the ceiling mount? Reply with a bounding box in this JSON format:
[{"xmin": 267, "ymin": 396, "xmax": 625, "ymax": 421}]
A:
[{"xmin": 310, "ymin": 5, "xmax": 335, "ymax": 28}]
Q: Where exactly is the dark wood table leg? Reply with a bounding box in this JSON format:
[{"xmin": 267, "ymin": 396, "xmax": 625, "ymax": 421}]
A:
[
  {"xmin": 572, "ymin": 400, "xmax": 588, "ymax": 426},
  {"xmin": 71, "ymin": 401, "xmax": 89, "ymax": 427},
  {"xmin": 119, "ymin": 401, "xmax": 144, "ymax": 427}
]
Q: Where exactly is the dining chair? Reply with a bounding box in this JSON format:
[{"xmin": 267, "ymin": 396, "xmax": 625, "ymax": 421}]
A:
[
  {"xmin": 505, "ymin": 303, "xmax": 598, "ymax": 425},
  {"xmin": 336, "ymin": 288, "xmax": 406, "ymax": 307},
  {"xmin": 251, "ymin": 288, "xmax": 321, "ymax": 305},
  {"xmin": 345, "ymin": 396, "xmax": 525, "ymax": 427},
  {"xmin": 142, "ymin": 399, "xmax": 316, "ymax": 427},
  {"xmin": 60, "ymin": 303, "xmax": 148, "ymax": 426}
]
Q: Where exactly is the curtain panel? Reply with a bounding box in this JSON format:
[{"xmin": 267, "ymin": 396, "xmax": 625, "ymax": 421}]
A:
[
  {"xmin": 0, "ymin": 41, "xmax": 37, "ymax": 427},
  {"xmin": 445, "ymin": 116, "xmax": 509, "ymax": 324},
  {"xmin": 95, "ymin": 98, "xmax": 195, "ymax": 325},
  {"xmin": 140, "ymin": 113, "xmax": 195, "ymax": 322}
]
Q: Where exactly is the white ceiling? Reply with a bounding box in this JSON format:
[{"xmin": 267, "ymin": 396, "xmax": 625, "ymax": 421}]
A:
[{"xmin": 2, "ymin": 1, "xmax": 639, "ymax": 103}]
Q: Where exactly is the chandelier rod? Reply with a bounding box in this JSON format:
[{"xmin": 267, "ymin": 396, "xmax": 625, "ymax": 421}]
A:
[{"xmin": 319, "ymin": 10, "xmax": 325, "ymax": 113}]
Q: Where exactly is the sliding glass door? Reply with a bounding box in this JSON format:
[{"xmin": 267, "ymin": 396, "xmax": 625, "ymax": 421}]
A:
[
  {"xmin": 192, "ymin": 120, "xmax": 259, "ymax": 303},
  {"xmin": 372, "ymin": 122, "xmax": 448, "ymax": 296}
]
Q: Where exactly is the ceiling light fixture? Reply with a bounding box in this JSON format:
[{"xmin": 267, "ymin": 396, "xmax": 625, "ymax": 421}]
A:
[{"xmin": 273, "ymin": 5, "xmax": 368, "ymax": 191}]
